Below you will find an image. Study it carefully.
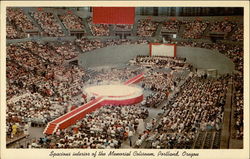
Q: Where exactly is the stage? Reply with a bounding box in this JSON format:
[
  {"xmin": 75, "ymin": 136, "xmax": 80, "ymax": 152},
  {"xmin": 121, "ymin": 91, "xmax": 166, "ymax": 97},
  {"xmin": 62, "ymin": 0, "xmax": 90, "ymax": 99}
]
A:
[{"xmin": 84, "ymin": 84, "xmax": 143, "ymax": 105}]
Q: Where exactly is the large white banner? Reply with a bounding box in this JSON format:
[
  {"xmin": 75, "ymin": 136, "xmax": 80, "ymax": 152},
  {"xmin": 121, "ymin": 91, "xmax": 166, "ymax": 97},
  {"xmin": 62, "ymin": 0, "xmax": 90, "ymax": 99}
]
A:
[{"xmin": 150, "ymin": 43, "xmax": 176, "ymax": 57}]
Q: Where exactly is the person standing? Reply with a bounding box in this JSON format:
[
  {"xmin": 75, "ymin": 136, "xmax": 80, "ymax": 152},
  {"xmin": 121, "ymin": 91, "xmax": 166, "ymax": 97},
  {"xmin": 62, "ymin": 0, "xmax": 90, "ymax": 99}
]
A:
[
  {"xmin": 11, "ymin": 123, "xmax": 18, "ymax": 138},
  {"xmin": 128, "ymin": 130, "xmax": 133, "ymax": 147},
  {"xmin": 24, "ymin": 123, "xmax": 30, "ymax": 138}
]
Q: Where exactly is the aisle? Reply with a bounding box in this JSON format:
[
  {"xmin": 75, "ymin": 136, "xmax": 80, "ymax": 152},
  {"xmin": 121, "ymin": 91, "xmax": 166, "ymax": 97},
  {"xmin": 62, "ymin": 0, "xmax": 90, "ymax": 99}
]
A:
[{"xmin": 120, "ymin": 101, "xmax": 166, "ymax": 148}]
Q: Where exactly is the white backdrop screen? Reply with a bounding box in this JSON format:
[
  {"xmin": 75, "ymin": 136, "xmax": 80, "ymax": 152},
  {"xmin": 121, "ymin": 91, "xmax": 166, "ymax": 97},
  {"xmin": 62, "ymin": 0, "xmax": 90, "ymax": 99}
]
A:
[{"xmin": 150, "ymin": 44, "xmax": 176, "ymax": 57}]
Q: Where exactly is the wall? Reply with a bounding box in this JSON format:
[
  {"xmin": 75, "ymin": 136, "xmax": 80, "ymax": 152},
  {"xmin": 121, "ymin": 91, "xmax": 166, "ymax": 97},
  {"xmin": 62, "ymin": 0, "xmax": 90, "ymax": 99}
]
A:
[
  {"xmin": 176, "ymin": 46, "xmax": 235, "ymax": 74},
  {"xmin": 79, "ymin": 44, "xmax": 149, "ymax": 68}
]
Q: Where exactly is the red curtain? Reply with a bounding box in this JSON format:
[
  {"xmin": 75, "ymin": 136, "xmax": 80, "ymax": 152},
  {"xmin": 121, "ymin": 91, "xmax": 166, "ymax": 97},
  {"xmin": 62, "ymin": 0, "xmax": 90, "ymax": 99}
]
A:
[{"xmin": 93, "ymin": 7, "xmax": 135, "ymax": 24}]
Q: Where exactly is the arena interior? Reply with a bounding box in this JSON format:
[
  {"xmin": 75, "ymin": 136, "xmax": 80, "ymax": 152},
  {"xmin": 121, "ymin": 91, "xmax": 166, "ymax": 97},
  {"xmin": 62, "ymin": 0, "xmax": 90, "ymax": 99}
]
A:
[{"xmin": 5, "ymin": 7, "xmax": 244, "ymax": 149}]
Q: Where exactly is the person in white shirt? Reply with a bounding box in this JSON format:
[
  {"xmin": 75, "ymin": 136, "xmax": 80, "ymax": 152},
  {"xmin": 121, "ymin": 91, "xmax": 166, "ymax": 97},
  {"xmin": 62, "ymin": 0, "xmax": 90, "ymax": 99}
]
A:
[
  {"xmin": 24, "ymin": 123, "xmax": 29, "ymax": 137},
  {"xmin": 128, "ymin": 130, "xmax": 134, "ymax": 147}
]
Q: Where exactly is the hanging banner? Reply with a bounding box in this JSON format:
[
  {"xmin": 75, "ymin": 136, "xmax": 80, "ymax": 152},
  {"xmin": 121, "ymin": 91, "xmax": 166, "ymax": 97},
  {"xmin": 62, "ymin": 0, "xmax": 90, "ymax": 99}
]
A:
[{"xmin": 93, "ymin": 7, "xmax": 135, "ymax": 24}]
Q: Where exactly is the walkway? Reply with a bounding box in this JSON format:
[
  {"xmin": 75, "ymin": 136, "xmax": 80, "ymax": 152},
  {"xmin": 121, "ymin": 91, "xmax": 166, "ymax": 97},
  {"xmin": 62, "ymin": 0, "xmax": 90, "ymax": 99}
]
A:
[
  {"xmin": 229, "ymin": 80, "xmax": 243, "ymax": 148},
  {"xmin": 220, "ymin": 79, "xmax": 233, "ymax": 148}
]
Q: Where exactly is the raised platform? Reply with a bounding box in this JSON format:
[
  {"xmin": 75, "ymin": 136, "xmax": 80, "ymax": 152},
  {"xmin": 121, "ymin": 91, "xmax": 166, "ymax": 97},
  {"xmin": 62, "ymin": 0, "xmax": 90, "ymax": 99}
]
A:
[
  {"xmin": 85, "ymin": 84, "xmax": 143, "ymax": 105},
  {"xmin": 85, "ymin": 84, "xmax": 141, "ymax": 97}
]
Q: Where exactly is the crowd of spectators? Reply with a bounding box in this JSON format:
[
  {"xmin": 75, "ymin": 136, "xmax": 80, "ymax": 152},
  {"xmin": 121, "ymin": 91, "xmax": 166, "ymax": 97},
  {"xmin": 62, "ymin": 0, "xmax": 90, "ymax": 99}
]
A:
[
  {"xmin": 5, "ymin": 39, "xmax": 147, "ymax": 143},
  {"xmin": 131, "ymin": 56, "xmax": 191, "ymax": 108},
  {"xmin": 59, "ymin": 13, "xmax": 85, "ymax": 30},
  {"xmin": 30, "ymin": 11, "xmax": 64, "ymax": 37},
  {"xmin": 6, "ymin": 61, "xmax": 30, "ymax": 99},
  {"xmin": 7, "ymin": 38, "xmax": 242, "ymax": 149},
  {"xmin": 6, "ymin": 23, "xmax": 24, "ymax": 39},
  {"xmin": 162, "ymin": 20, "xmax": 180, "ymax": 32},
  {"xmin": 6, "ymin": 41, "xmax": 86, "ymax": 140},
  {"xmin": 7, "ymin": 8, "xmax": 37, "ymax": 31},
  {"xmin": 210, "ymin": 21, "xmax": 236, "ymax": 33},
  {"xmin": 182, "ymin": 20, "xmax": 209, "ymax": 39},
  {"xmin": 76, "ymin": 38, "xmax": 149, "ymax": 53},
  {"xmin": 87, "ymin": 67, "xmax": 142, "ymax": 85},
  {"xmin": 87, "ymin": 17, "xmax": 110, "ymax": 36},
  {"xmin": 21, "ymin": 41, "xmax": 65, "ymax": 64},
  {"xmin": 133, "ymin": 55, "xmax": 190, "ymax": 69},
  {"xmin": 7, "ymin": 44, "xmax": 48, "ymax": 72},
  {"xmin": 75, "ymin": 38, "xmax": 105, "ymax": 52},
  {"xmin": 231, "ymin": 24, "xmax": 243, "ymax": 41},
  {"xmin": 50, "ymin": 41, "xmax": 80, "ymax": 60},
  {"xmin": 7, "ymin": 50, "xmax": 195, "ymax": 148},
  {"xmin": 103, "ymin": 39, "xmax": 149, "ymax": 46},
  {"xmin": 6, "ymin": 8, "xmax": 243, "ymax": 43},
  {"xmin": 114, "ymin": 24, "xmax": 133, "ymax": 31},
  {"xmin": 6, "ymin": 8, "xmax": 38, "ymax": 39},
  {"xmin": 137, "ymin": 19, "xmax": 160, "ymax": 37},
  {"xmin": 6, "ymin": 93, "xmax": 65, "ymax": 139},
  {"xmin": 7, "ymin": 42, "xmax": 85, "ymax": 97},
  {"xmin": 6, "ymin": 40, "xmax": 243, "ymax": 149},
  {"xmin": 143, "ymin": 75, "xmax": 228, "ymax": 148},
  {"xmin": 32, "ymin": 105, "xmax": 149, "ymax": 148},
  {"xmin": 5, "ymin": 9, "xmax": 244, "ymax": 149},
  {"xmin": 143, "ymin": 91, "xmax": 166, "ymax": 108}
]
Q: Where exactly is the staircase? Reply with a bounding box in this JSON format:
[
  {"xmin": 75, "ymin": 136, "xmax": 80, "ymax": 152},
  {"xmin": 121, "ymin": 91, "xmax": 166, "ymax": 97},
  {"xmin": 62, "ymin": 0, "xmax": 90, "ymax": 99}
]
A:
[
  {"xmin": 82, "ymin": 18, "xmax": 93, "ymax": 36},
  {"xmin": 109, "ymin": 25, "xmax": 115, "ymax": 36},
  {"xmin": 193, "ymin": 131, "xmax": 206, "ymax": 149},
  {"xmin": 203, "ymin": 23, "xmax": 211, "ymax": 39},
  {"xmin": 131, "ymin": 19, "xmax": 139, "ymax": 36},
  {"xmin": 226, "ymin": 23, "xmax": 239, "ymax": 40},
  {"xmin": 203, "ymin": 131, "xmax": 213, "ymax": 149},
  {"xmin": 213, "ymin": 131, "xmax": 221, "ymax": 148},
  {"xmin": 43, "ymin": 123, "xmax": 58, "ymax": 135},
  {"xmin": 220, "ymin": 79, "xmax": 233, "ymax": 149},
  {"xmin": 53, "ymin": 13, "xmax": 70, "ymax": 36},
  {"xmin": 154, "ymin": 23, "xmax": 163, "ymax": 38},
  {"xmin": 177, "ymin": 24, "xmax": 186, "ymax": 38},
  {"xmin": 193, "ymin": 130, "xmax": 218, "ymax": 149}
]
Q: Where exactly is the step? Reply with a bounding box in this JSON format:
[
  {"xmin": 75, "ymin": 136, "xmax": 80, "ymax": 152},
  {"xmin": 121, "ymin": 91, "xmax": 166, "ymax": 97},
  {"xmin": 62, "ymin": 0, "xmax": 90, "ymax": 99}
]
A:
[
  {"xmin": 203, "ymin": 132, "xmax": 213, "ymax": 149},
  {"xmin": 201, "ymin": 131, "xmax": 207, "ymax": 148},
  {"xmin": 194, "ymin": 131, "xmax": 206, "ymax": 149},
  {"xmin": 213, "ymin": 131, "xmax": 221, "ymax": 149},
  {"xmin": 46, "ymin": 126, "xmax": 56, "ymax": 130}
]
